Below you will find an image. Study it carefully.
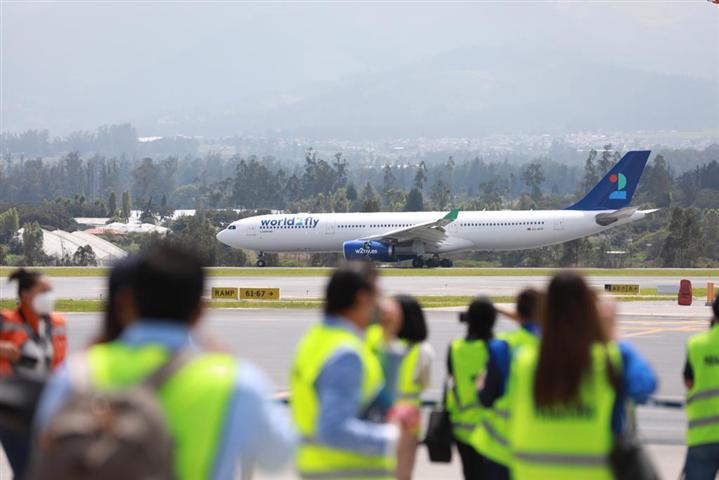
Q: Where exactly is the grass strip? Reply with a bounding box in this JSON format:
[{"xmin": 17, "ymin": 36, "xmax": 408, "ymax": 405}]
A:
[
  {"xmin": 0, "ymin": 293, "xmax": 697, "ymax": 313},
  {"xmin": 2, "ymin": 266, "xmax": 717, "ymax": 278}
]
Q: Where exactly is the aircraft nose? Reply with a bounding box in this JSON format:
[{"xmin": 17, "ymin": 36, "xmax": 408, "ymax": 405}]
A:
[{"xmin": 216, "ymin": 228, "xmax": 231, "ymax": 246}]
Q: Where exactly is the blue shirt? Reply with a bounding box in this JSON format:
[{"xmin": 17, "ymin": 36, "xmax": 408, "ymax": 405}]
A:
[
  {"xmin": 313, "ymin": 316, "xmax": 400, "ymax": 457},
  {"xmin": 34, "ymin": 321, "xmax": 297, "ymax": 479}
]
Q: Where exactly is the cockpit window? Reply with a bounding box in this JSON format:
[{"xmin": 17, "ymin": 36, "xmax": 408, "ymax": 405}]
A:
[{"xmin": 228, "ymin": 225, "xmax": 237, "ymax": 230}]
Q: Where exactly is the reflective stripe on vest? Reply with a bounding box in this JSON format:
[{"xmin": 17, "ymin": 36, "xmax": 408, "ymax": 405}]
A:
[
  {"xmin": 88, "ymin": 343, "xmax": 237, "ymax": 480},
  {"xmin": 445, "ymin": 339, "xmax": 489, "ymax": 443},
  {"xmin": 396, "ymin": 341, "xmax": 422, "ymax": 407},
  {"xmin": 470, "ymin": 328, "xmax": 536, "ymax": 465},
  {"xmin": 291, "ymin": 324, "xmax": 394, "ymax": 480},
  {"xmin": 508, "ymin": 342, "xmax": 620, "ymax": 480},
  {"xmin": 686, "ymin": 325, "xmax": 719, "ymax": 446}
]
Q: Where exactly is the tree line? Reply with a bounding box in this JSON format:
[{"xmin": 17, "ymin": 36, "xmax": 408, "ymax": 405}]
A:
[{"xmin": 1, "ymin": 144, "xmax": 718, "ymax": 267}]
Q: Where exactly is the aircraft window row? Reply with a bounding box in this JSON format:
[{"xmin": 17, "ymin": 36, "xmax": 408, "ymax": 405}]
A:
[
  {"xmin": 338, "ymin": 224, "xmax": 414, "ymax": 228},
  {"xmin": 460, "ymin": 221, "xmax": 546, "ymax": 227}
]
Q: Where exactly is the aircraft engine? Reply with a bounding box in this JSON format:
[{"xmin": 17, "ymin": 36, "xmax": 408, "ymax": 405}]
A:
[{"xmin": 342, "ymin": 240, "xmax": 396, "ymax": 262}]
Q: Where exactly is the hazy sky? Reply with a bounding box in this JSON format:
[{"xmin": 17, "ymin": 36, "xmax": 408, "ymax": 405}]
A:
[{"xmin": 2, "ymin": 1, "xmax": 718, "ymax": 135}]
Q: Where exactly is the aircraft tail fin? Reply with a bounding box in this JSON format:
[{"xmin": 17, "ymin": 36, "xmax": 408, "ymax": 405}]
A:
[{"xmin": 567, "ymin": 150, "xmax": 650, "ymax": 211}]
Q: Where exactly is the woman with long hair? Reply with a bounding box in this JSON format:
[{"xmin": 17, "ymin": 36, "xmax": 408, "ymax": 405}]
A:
[{"xmin": 507, "ymin": 272, "xmax": 657, "ymax": 480}]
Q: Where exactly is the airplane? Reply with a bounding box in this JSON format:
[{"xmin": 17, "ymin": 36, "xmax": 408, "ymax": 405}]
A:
[{"xmin": 216, "ymin": 150, "xmax": 655, "ymax": 267}]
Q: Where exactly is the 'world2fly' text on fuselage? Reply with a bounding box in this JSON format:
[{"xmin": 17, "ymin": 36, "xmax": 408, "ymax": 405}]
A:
[{"xmin": 216, "ymin": 151, "xmax": 656, "ymax": 267}]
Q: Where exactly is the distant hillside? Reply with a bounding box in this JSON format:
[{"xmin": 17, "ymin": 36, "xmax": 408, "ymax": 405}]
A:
[{"xmin": 142, "ymin": 46, "xmax": 719, "ymax": 138}]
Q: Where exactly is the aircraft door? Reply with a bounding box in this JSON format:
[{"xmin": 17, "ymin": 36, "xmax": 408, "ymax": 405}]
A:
[
  {"xmin": 247, "ymin": 225, "xmax": 257, "ymax": 236},
  {"xmin": 325, "ymin": 222, "xmax": 336, "ymax": 236},
  {"xmin": 553, "ymin": 217, "xmax": 565, "ymax": 231}
]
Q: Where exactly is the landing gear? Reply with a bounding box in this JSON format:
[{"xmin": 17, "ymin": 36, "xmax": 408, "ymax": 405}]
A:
[
  {"xmin": 425, "ymin": 257, "xmax": 440, "ymax": 268},
  {"xmin": 411, "ymin": 256, "xmax": 453, "ymax": 268},
  {"xmin": 256, "ymin": 252, "xmax": 266, "ymax": 268}
]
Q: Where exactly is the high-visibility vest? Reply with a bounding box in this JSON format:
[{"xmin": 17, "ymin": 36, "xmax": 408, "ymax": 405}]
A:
[
  {"xmin": 291, "ymin": 324, "xmax": 395, "ymax": 480},
  {"xmin": 471, "ymin": 327, "xmax": 538, "ymax": 465},
  {"xmin": 87, "ymin": 342, "xmax": 238, "ymax": 480},
  {"xmin": 686, "ymin": 324, "xmax": 719, "ymax": 446},
  {"xmin": 445, "ymin": 339, "xmax": 489, "ymax": 444},
  {"xmin": 508, "ymin": 342, "xmax": 621, "ymax": 480},
  {"xmin": 0, "ymin": 308, "xmax": 67, "ymax": 377},
  {"xmin": 396, "ymin": 340, "xmax": 422, "ymax": 407}
]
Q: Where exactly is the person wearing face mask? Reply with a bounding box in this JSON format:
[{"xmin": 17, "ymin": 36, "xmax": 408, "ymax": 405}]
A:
[{"xmin": 0, "ymin": 268, "xmax": 67, "ymax": 477}]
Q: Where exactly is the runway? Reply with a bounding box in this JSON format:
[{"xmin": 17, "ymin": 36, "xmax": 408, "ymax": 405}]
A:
[{"xmin": 2, "ymin": 274, "xmax": 715, "ymax": 300}]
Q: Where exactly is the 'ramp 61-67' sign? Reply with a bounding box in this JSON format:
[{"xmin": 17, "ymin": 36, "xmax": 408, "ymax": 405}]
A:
[
  {"xmin": 240, "ymin": 288, "xmax": 280, "ymax": 300},
  {"xmin": 604, "ymin": 284, "xmax": 640, "ymax": 295},
  {"xmin": 211, "ymin": 287, "xmax": 239, "ymax": 300}
]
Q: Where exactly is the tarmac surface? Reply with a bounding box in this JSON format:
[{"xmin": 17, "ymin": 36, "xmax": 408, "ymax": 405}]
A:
[
  {"xmin": 17, "ymin": 300, "xmax": 709, "ymax": 480},
  {"xmin": 2, "ymin": 274, "xmax": 715, "ymax": 300}
]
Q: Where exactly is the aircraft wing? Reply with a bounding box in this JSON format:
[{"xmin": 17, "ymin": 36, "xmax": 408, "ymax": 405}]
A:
[{"xmin": 360, "ymin": 209, "xmax": 459, "ymax": 245}]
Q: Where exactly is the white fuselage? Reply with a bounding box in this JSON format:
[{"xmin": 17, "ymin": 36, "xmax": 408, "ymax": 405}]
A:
[{"xmin": 216, "ymin": 209, "xmax": 651, "ymax": 254}]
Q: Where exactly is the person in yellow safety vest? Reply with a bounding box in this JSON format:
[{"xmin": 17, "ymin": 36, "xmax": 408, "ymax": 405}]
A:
[
  {"xmin": 392, "ymin": 294, "xmax": 434, "ymax": 480},
  {"xmin": 445, "ymin": 297, "xmax": 498, "ymax": 480},
  {"xmin": 472, "ymin": 288, "xmax": 542, "ymax": 480},
  {"xmin": 682, "ymin": 294, "xmax": 719, "ymax": 479},
  {"xmin": 291, "ymin": 262, "xmax": 416, "ymax": 480},
  {"xmin": 34, "ymin": 245, "xmax": 297, "ymax": 479},
  {"xmin": 505, "ymin": 272, "xmax": 657, "ymax": 480}
]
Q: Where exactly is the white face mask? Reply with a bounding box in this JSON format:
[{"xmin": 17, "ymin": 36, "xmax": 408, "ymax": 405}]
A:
[{"xmin": 32, "ymin": 292, "xmax": 55, "ymax": 316}]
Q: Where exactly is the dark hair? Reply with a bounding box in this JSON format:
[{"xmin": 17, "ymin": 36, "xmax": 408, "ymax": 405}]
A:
[
  {"xmin": 395, "ymin": 294, "xmax": 428, "ymax": 343},
  {"xmin": 130, "ymin": 245, "xmax": 205, "ymax": 323},
  {"xmin": 8, "ymin": 268, "xmax": 42, "ymax": 297},
  {"xmin": 324, "ymin": 261, "xmax": 378, "ymax": 315},
  {"xmin": 516, "ymin": 288, "xmax": 541, "ymax": 322},
  {"xmin": 534, "ymin": 272, "xmax": 615, "ymax": 407},
  {"xmin": 462, "ymin": 297, "xmax": 496, "ymax": 341},
  {"xmin": 101, "ymin": 254, "xmax": 144, "ymax": 342}
]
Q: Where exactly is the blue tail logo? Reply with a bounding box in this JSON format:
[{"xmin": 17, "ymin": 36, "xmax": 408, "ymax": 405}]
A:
[
  {"xmin": 567, "ymin": 150, "xmax": 650, "ymax": 211},
  {"xmin": 608, "ymin": 173, "xmax": 627, "ymax": 200}
]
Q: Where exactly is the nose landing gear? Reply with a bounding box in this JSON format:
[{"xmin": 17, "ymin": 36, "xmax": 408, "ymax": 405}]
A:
[{"xmin": 256, "ymin": 252, "xmax": 266, "ymax": 268}]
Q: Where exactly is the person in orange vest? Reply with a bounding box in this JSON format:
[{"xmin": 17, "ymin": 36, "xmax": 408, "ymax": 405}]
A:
[{"xmin": 0, "ymin": 268, "xmax": 67, "ymax": 477}]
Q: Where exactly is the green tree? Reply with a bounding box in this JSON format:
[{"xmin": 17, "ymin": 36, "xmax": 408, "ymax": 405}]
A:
[
  {"xmin": 430, "ymin": 176, "xmax": 451, "ymax": 210},
  {"xmin": 22, "ymin": 221, "xmax": 44, "ymax": 266},
  {"xmin": 121, "ymin": 191, "xmax": 132, "ymax": 219},
  {"xmin": 521, "ymin": 161, "xmax": 545, "ymax": 201},
  {"xmin": 0, "ymin": 208, "xmax": 20, "ymax": 244},
  {"xmin": 107, "ymin": 192, "xmax": 117, "ymax": 217},
  {"xmin": 413, "ymin": 161, "xmax": 427, "ymax": 191},
  {"xmin": 404, "ymin": 188, "xmax": 424, "ymax": 211},
  {"xmin": 361, "ymin": 183, "xmax": 380, "ymax": 213},
  {"xmin": 580, "ymin": 149, "xmax": 599, "ymax": 195},
  {"xmin": 72, "ymin": 245, "xmax": 97, "ymax": 266},
  {"xmin": 660, "ymin": 207, "xmax": 701, "ymax": 266},
  {"xmin": 643, "ymin": 155, "xmax": 672, "ymax": 207}
]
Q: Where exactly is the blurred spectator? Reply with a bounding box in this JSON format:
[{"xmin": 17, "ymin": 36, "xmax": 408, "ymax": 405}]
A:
[
  {"xmin": 393, "ymin": 294, "xmax": 434, "ymax": 480},
  {"xmin": 94, "ymin": 254, "xmax": 143, "ymax": 344},
  {"xmin": 682, "ymin": 294, "xmax": 719, "ymax": 479},
  {"xmin": 0, "ymin": 269, "xmax": 66, "ymax": 477},
  {"xmin": 290, "ymin": 262, "xmax": 413, "ymax": 480},
  {"xmin": 446, "ymin": 297, "xmax": 498, "ymax": 480},
  {"xmin": 477, "ymin": 289, "xmax": 542, "ymax": 480},
  {"xmin": 506, "ymin": 272, "xmax": 656, "ymax": 480},
  {"xmin": 33, "ymin": 246, "xmax": 295, "ymax": 479}
]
